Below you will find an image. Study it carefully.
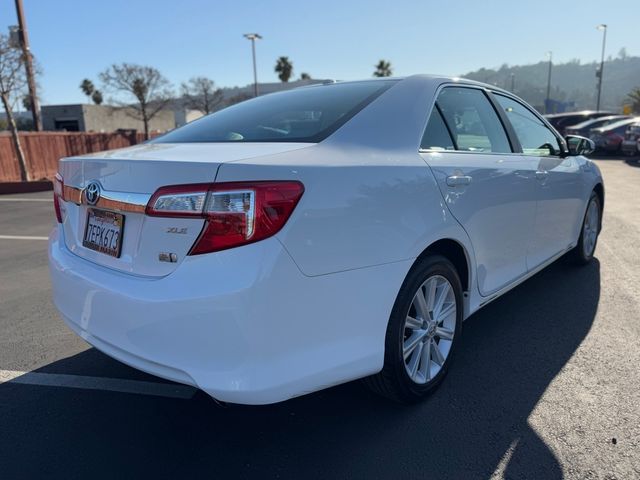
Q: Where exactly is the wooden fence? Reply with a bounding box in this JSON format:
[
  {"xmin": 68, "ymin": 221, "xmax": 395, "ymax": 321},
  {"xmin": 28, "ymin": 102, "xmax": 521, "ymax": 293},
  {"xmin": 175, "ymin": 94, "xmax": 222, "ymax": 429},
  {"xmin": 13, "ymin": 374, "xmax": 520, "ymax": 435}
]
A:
[{"xmin": 0, "ymin": 131, "xmax": 150, "ymax": 182}]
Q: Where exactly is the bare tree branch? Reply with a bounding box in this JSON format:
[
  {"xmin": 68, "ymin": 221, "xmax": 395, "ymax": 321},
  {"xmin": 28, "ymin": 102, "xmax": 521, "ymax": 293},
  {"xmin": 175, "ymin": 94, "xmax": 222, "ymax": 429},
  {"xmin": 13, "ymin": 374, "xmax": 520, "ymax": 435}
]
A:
[
  {"xmin": 0, "ymin": 34, "xmax": 30, "ymax": 181},
  {"xmin": 181, "ymin": 76, "xmax": 224, "ymax": 114},
  {"xmin": 99, "ymin": 63, "xmax": 174, "ymax": 139}
]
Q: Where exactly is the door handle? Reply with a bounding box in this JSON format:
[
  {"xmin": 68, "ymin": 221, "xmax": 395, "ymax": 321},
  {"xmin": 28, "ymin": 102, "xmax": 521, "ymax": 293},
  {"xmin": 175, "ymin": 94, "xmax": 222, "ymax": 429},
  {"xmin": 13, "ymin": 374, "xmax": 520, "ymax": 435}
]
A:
[
  {"xmin": 535, "ymin": 170, "xmax": 549, "ymax": 181},
  {"xmin": 446, "ymin": 175, "xmax": 472, "ymax": 187}
]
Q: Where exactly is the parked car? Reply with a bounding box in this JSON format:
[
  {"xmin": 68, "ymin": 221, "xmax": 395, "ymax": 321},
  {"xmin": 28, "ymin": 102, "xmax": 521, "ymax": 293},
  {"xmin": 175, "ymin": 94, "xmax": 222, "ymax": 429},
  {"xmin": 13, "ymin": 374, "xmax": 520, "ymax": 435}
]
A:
[
  {"xmin": 590, "ymin": 117, "xmax": 640, "ymax": 153},
  {"xmin": 545, "ymin": 110, "xmax": 614, "ymax": 136},
  {"xmin": 49, "ymin": 76, "xmax": 604, "ymax": 405},
  {"xmin": 621, "ymin": 121, "xmax": 640, "ymax": 156},
  {"xmin": 565, "ymin": 115, "xmax": 630, "ymax": 137}
]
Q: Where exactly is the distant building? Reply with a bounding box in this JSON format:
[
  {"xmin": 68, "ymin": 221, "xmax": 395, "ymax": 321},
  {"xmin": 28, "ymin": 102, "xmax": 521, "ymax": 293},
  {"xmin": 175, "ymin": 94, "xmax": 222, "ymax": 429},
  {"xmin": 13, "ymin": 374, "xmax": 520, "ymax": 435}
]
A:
[
  {"xmin": 174, "ymin": 109, "xmax": 204, "ymax": 127},
  {"xmin": 42, "ymin": 104, "xmax": 175, "ymax": 133}
]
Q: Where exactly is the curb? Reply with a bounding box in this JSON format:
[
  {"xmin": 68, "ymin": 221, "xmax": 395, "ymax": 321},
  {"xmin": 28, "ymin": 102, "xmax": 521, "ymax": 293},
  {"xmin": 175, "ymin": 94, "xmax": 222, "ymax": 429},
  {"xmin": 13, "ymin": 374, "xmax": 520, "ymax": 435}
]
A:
[{"xmin": 0, "ymin": 180, "xmax": 53, "ymax": 195}]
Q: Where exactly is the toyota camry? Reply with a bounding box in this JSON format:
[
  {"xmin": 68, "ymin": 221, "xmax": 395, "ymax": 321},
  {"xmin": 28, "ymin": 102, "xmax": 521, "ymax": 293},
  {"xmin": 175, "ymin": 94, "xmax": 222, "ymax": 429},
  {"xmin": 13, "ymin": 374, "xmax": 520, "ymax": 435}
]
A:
[{"xmin": 49, "ymin": 75, "xmax": 603, "ymax": 404}]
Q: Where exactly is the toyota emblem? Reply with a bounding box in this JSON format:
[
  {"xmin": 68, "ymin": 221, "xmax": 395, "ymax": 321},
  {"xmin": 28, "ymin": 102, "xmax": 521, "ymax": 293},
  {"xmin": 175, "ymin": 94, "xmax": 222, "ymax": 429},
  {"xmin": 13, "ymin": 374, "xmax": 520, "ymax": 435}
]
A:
[{"xmin": 84, "ymin": 181, "xmax": 101, "ymax": 206}]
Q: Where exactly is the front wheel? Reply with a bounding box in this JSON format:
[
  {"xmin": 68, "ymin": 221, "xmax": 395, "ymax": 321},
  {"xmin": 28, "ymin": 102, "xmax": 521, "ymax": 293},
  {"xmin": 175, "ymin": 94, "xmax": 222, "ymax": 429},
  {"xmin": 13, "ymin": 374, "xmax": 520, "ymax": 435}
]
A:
[
  {"xmin": 570, "ymin": 192, "xmax": 601, "ymax": 265},
  {"xmin": 363, "ymin": 255, "xmax": 463, "ymax": 403}
]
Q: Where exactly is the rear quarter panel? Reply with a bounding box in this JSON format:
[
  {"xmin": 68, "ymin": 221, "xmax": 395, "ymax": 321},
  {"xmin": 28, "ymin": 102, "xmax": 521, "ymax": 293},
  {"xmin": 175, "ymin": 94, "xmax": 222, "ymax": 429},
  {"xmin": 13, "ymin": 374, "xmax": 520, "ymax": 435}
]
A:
[{"xmin": 215, "ymin": 144, "xmax": 475, "ymax": 278}]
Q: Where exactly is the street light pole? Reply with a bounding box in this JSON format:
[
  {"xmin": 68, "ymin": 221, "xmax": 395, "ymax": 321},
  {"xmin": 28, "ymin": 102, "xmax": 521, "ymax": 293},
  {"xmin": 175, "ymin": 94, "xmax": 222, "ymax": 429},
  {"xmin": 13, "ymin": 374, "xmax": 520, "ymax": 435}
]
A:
[
  {"xmin": 545, "ymin": 51, "xmax": 553, "ymax": 114},
  {"xmin": 14, "ymin": 0, "xmax": 41, "ymax": 131},
  {"xmin": 510, "ymin": 72, "xmax": 515, "ymax": 93},
  {"xmin": 595, "ymin": 24, "xmax": 607, "ymax": 111},
  {"xmin": 243, "ymin": 33, "xmax": 262, "ymax": 97}
]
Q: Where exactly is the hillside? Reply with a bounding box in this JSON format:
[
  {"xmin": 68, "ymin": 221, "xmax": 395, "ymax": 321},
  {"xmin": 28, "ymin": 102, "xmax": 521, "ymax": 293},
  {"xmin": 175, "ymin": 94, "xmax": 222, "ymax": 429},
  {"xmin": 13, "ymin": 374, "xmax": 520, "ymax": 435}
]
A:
[{"xmin": 462, "ymin": 56, "xmax": 640, "ymax": 113}]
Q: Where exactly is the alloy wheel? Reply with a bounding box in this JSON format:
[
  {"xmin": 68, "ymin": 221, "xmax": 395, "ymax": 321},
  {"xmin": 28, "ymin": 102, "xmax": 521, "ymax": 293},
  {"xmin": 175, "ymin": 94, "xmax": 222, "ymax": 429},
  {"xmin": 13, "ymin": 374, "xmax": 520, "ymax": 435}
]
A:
[
  {"xmin": 582, "ymin": 198, "xmax": 599, "ymax": 257},
  {"xmin": 403, "ymin": 275, "xmax": 456, "ymax": 384}
]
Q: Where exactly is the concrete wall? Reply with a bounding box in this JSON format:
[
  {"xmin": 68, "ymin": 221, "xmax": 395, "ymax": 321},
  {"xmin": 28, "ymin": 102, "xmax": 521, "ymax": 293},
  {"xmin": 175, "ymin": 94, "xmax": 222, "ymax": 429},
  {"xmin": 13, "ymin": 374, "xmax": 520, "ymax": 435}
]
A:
[
  {"xmin": 42, "ymin": 104, "xmax": 175, "ymax": 133},
  {"xmin": 82, "ymin": 105, "xmax": 175, "ymax": 133}
]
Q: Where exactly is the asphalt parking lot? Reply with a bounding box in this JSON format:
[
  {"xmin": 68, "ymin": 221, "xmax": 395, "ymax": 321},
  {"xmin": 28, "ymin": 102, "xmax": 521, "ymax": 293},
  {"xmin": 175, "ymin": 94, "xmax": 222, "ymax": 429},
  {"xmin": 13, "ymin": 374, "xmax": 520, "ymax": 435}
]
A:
[{"xmin": 1, "ymin": 158, "xmax": 639, "ymax": 479}]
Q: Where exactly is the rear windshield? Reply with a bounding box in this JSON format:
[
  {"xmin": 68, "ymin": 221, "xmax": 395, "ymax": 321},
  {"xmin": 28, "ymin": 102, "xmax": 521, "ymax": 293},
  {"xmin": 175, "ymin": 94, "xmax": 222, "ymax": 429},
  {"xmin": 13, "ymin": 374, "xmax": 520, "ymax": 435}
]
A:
[{"xmin": 153, "ymin": 80, "xmax": 396, "ymax": 144}]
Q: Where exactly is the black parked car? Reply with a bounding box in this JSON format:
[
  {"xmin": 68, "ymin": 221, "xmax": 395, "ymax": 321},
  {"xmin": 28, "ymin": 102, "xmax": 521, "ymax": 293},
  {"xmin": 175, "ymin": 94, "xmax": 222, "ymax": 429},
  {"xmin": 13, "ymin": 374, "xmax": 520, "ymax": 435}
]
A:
[{"xmin": 545, "ymin": 111, "xmax": 614, "ymax": 136}]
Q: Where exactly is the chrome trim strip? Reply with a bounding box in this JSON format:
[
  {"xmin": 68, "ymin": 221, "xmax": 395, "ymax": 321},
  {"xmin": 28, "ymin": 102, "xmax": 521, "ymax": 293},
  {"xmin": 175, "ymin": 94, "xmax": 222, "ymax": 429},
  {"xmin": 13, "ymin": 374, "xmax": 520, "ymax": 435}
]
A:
[{"xmin": 62, "ymin": 185, "xmax": 150, "ymax": 214}]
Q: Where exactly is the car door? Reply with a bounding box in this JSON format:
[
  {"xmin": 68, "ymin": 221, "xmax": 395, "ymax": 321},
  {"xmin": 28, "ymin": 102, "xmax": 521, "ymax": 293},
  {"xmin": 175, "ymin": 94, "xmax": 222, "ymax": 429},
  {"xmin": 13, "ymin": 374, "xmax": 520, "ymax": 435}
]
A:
[
  {"xmin": 419, "ymin": 86, "xmax": 538, "ymax": 297},
  {"xmin": 492, "ymin": 93, "xmax": 585, "ymax": 269}
]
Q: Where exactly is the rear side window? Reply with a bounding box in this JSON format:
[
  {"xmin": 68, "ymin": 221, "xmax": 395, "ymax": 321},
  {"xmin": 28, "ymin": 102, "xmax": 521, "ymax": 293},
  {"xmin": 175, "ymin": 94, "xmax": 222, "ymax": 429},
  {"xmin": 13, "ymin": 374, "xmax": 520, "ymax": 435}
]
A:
[
  {"xmin": 152, "ymin": 80, "xmax": 396, "ymax": 144},
  {"xmin": 420, "ymin": 107, "xmax": 455, "ymax": 150},
  {"xmin": 494, "ymin": 94, "xmax": 561, "ymax": 156},
  {"xmin": 426, "ymin": 87, "xmax": 511, "ymax": 153}
]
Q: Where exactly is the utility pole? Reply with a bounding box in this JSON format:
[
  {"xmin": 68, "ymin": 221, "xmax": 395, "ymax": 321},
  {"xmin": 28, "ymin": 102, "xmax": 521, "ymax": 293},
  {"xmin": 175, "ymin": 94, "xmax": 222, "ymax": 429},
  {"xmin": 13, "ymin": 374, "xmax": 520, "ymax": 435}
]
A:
[
  {"xmin": 510, "ymin": 72, "xmax": 515, "ymax": 93},
  {"xmin": 14, "ymin": 0, "xmax": 41, "ymax": 131},
  {"xmin": 243, "ymin": 33, "xmax": 262, "ymax": 97},
  {"xmin": 545, "ymin": 51, "xmax": 553, "ymax": 114},
  {"xmin": 595, "ymin": 24, "xmax": 607, "ymax": 111}
]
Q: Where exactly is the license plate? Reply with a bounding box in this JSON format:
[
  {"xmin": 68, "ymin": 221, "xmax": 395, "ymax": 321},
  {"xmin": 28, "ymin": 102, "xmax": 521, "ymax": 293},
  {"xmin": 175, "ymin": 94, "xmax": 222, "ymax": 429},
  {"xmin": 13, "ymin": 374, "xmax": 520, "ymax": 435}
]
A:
[{"xmin": 82, "ymin": 209, "xmax": 124, "ymax": 258}]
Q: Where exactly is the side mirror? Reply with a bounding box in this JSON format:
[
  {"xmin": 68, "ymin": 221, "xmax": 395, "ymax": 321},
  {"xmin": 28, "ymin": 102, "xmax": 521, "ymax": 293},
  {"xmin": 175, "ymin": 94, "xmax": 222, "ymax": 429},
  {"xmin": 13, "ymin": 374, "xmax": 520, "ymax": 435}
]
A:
[{"xmin": 565, "ymin": 135, "xmax": 595, "ymax": 156}]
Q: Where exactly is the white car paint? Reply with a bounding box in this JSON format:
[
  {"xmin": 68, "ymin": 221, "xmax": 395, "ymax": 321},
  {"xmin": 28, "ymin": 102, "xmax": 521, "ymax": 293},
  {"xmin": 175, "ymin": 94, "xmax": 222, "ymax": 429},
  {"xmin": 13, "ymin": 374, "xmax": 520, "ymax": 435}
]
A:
[{"xmin": 48, "ymin": 75, "xmax": 604, "ymax": 404}]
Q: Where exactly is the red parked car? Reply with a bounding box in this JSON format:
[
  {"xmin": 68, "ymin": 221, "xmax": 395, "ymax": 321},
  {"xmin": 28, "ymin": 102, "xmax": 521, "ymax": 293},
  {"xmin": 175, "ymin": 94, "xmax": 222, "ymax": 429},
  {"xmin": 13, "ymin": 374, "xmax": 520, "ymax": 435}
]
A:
[
  {"xmin": 621, "ymin": 121, "xmax": 640, "ymax": 156},
  {"xmin": 589, "ymin": 117, "xmax": 640, "ymax": 153}
]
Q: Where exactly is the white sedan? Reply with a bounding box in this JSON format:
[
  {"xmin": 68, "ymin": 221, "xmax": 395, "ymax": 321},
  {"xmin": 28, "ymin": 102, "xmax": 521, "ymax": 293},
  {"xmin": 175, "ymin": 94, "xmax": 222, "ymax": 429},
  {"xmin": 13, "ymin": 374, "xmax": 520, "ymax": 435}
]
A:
[{"xmin": 49, "ymin": 76, "xmax": 603, "ymax": 404}]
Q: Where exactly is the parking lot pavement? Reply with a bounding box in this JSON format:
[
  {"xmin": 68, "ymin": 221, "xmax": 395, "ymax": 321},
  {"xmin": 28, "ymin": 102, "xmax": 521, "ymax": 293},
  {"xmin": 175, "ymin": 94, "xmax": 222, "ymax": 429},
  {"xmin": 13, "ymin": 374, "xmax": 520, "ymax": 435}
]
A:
[{"xmin": 1, "ymin": 158, "xmax": 639, "ymax": 479}]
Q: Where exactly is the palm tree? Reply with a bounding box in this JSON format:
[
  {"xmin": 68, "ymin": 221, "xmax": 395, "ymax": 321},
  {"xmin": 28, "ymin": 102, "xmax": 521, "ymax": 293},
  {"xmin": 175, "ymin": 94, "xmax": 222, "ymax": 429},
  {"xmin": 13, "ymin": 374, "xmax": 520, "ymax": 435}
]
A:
[
  {"xmin": 80, "ymin": 79, "xmax": 95, "ymax": 100},
  {"xmin": 275, "ymin": 57, "xmax": 293, "ymax": 82},
  {"xmin": 373, "ymin": 60, "xmax": 393, "ymax": 77},
  {"xmin": 628, "ymin": 87, "xmax": 640, "ymax": 114},
  {"xmin": 91, "ymin": 90, "xmax": 103, "ymax": 105}
]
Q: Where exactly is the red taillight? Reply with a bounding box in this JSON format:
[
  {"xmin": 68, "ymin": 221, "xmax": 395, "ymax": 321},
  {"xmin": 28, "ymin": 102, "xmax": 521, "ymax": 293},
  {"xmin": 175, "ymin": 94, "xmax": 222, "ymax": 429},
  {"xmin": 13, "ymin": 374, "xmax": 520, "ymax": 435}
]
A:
[
  {"xmin": 146, "ymin": 181, "xmax": 305, "ymax": 255},
  {"xmin": 53, "ymin": 173, "xmax": 64, "ymax": 223}
]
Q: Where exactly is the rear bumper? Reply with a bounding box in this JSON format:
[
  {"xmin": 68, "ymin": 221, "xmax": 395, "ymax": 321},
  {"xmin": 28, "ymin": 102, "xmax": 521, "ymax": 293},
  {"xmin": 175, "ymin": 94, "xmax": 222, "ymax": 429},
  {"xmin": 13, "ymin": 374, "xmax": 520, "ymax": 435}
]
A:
[
  {"xmin": 621, "ymin": 140, "xmax": 639, "ymax": 154},
  {"xmin": 48, "ymin": 227, "xmax": 410, "ymax": 404}
]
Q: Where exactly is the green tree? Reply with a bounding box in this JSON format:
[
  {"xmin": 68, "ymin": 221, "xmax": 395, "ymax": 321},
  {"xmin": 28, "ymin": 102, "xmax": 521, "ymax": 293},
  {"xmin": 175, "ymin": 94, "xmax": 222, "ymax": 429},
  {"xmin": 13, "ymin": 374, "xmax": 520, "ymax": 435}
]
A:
[
  {"xmin": 99, "ymin": 63, "xmax": 173, "ymax": 139},
  {"xmin": 373, "ymin": 60, "xmax": 392, "ymax": 77},
  {"xmin": 628, "ymin": 87, "xmax": 640, "ymax": 114},
  {"xmin": 275, "ymin": 57, "xmax": 293, "ymax": 82},
  {"xmin": 91, "ymin": 90, "xmax": 103, "ymax": 105},
  {"xmin": 22, "ymin": 95, "xmax": 31, "ymax": 111},
  {"xmin": 80, "ymin": 78, "xmax": 94, "ymax": 99},
  {"xmin": 300, "ymin": 72, "xmax": 311, "ymax": 80}
]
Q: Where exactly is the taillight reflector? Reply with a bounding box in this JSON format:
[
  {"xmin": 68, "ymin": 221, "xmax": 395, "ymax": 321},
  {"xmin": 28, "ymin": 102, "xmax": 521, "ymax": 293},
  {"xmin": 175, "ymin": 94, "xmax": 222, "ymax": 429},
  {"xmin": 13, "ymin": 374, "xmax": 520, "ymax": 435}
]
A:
[
  {"xmin": 53, "ymin": 173, "xmax": 64, "ymax": 223},
  {"xmin": 146, "ymin": 181, "xmax": 304, "ymax": 254}
]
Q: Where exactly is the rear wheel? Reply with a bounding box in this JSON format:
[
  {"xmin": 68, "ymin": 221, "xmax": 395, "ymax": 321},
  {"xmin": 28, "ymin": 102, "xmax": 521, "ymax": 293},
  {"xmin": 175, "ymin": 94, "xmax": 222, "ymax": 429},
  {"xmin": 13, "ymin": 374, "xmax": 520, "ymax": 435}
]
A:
[
  {"xmin": 364, "ymin": 255, "xmax": 463, "ymax": 403},
  {"xmin": 570, "ymin": 192, "xmax": 601, "ymax": 265}
]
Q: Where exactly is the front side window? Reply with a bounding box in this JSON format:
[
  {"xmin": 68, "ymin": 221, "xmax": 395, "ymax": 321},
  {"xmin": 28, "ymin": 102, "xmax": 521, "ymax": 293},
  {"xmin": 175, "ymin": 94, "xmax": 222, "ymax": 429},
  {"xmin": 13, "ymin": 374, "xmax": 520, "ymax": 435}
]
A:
[
  {"xmin": 152, "ymin": 80, "xmax": 396, "ymax": 144},
  {"xmin": 494, "ymin": 94, "xmax": 561, "ymax": 156},
  {"xmin": 429, "ymin": 87, "xmax": 511, "ymax": 153}
]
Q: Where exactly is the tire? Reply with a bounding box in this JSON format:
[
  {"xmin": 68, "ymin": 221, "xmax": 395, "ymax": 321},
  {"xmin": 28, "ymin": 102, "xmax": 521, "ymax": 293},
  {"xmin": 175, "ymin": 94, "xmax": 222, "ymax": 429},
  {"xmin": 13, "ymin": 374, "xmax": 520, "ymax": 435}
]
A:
[
  {"xmin": 569, "ymin": 192, "xmax": 601, "ymax": 265},
  {"xmin": 363, "ymin": 254, "xmax": 463, "ymax": 403}
]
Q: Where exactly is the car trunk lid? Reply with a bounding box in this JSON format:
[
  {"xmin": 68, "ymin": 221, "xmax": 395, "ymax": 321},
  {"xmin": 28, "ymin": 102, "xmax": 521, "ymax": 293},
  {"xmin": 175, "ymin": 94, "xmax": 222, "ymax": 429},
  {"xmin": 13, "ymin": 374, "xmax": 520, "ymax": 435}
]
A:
[{"xmin": 57, "ymin": 142, "xmax": 313, "ymax": 277}]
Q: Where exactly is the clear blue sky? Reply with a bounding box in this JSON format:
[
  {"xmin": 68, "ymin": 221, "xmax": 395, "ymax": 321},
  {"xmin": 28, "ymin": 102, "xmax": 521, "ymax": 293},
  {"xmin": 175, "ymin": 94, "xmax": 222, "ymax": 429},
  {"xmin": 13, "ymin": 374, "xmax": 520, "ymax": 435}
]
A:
[{"xmin": 1, "ymin": 0, "xmax": 638, "ymax": 105}]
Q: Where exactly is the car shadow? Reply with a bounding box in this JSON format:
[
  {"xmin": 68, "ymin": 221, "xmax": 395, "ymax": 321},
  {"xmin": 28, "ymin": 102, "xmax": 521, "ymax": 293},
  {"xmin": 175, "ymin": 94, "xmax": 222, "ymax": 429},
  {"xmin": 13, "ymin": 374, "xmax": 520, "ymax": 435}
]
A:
[{"xmin": 0, "ymin": 259, "xmax": 600, "ymax": 479}]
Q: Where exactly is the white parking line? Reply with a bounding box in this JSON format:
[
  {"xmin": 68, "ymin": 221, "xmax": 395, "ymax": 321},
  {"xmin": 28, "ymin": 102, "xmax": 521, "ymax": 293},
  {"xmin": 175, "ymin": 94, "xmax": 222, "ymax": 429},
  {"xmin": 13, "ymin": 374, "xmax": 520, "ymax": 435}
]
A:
[
  {"xmin": 0, "ymin": 235, "xmax": 49, "ymax": 241},
  {"xmin": 0, "ymin": 370, "xmax": 197, "ymax": 399},
  {"xmin": 0, "ymin": 198, "xmax": 51, "ymax": 202}
]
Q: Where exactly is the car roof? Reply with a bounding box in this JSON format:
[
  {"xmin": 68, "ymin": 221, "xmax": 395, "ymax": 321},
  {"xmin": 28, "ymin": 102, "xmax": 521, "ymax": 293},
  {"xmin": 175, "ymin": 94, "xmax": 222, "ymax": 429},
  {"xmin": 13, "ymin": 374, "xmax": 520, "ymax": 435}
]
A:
[
  {"xmin": 545, "ymin": 110, "xmax": 613, "ymax": 119},
  {"xmin": 570, "ymin": 115, "xmax": 629, "ymax": 129},
  {"xmin": 301, "ymin": 74, "xmax": 513, "ymax": 95},
  {"xmin": 593, "ymin": 117, "xmax": 640, "ymax": 131}
]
